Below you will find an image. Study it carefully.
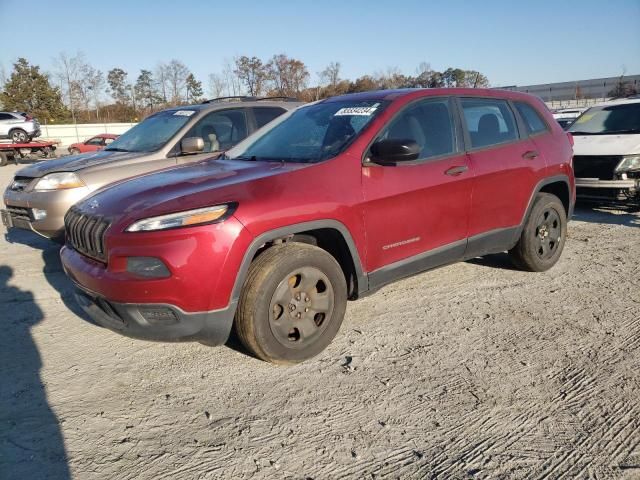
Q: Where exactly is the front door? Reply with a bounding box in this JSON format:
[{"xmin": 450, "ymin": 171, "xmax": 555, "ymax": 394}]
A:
[{"xmin": 361, "ymin": 97, "xmax": 472, "ymax": 287}]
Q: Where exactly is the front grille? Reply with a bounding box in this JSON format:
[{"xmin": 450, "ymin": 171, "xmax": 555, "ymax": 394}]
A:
[
  {"xmin": 64, "ymin": 207, "xmax": 110, "ymax": 262},
  {"xmin": 6, "ymin": 206, "xmax": 31, "ymax": 220},
  {"xmin": 10, "ymin": 176, "xmax": 34, "ymax": 191},
  {"xmin": 573, "ymin": 155, "xmax": 623, "ymax": 180}
]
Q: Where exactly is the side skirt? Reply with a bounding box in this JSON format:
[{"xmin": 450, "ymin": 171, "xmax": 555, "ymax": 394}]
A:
[{"xmin": 365, "ymin": 226, "xmax": 522, "ymax": 293}]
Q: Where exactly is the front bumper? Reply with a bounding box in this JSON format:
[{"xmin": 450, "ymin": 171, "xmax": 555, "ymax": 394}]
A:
[
  {"xmin": 575, "ymin": 177, "xmax": 639, "ymax": 200},
  {"xmin": 3, "ymin": 185, "xmax": 90, "ymax": 238},
  {"xmin": 72, "ymin": 284, "xmax": 236, "ymax": 344}
]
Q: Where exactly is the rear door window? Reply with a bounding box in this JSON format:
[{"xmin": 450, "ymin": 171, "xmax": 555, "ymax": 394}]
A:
[
  {"xmin": 515, "ymin": 101, "xmax": 548, "ymax": 135},
  {"xmin": 253, "ymin": 107, "xmax": 287, "ymax": 129},
  {"xmin": 376, "ymin": 97, "xmax": 456, "ymax": 160},
  {"xmin": 460, "ymin": 98, "xmax": 518, "ymax": 149}
]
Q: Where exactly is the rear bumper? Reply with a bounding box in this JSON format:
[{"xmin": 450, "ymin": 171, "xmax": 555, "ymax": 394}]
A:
[{"xmin": 72, "ymin": 284, "xmax": 236, "ymax": 344}]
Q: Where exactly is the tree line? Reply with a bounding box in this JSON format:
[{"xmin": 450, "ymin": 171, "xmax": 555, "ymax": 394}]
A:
[{"xmin": 0, "ymin": 53, "xmax": 491, "ymax": 124}]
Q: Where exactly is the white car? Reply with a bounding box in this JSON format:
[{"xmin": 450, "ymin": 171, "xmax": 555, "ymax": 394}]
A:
[
  {"xmin": 0, "ymin": 111, "xmax": 41, "ymax": 143},
  {"xmin": 553, "ymin": 108, "xmax": 587, "ymax": 130},
  {"xmin": 568, "ymin": 97, "xmax": 640, "ymax": 201}
]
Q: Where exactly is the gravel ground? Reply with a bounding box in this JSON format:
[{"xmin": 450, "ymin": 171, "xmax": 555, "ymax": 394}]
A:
[{"xmin": 1, "ymin": 161, "xmax": 639, "ymax": 480}]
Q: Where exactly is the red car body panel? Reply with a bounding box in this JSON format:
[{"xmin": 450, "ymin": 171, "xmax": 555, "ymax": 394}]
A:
[{"xmin": 60, "ymin": 88, "xmax": 575, "ymax": 344}]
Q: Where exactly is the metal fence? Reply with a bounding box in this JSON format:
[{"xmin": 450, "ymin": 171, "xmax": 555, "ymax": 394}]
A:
[
  {"xmin": 39, "ymin": 122, "xmax": 137, "ymax": 147},
  {"xmin": 499, "ymin": 74, "xmax": 640, "ymax": 109}
]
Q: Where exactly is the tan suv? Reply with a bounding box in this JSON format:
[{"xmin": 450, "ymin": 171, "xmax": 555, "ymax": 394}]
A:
[{"xmin": 2, "ymin": 97, "xmax": 301, "ymax": 239}]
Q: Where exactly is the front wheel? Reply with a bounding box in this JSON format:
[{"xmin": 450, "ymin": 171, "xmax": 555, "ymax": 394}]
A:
[
  {"xmin": 68, "ymin": 147, "xmax": 80, "ymax": 155},
  {"xmin": 509, "ymin": 193, "xmax": 567, "ymax": 272},
  {"xmin": 235, "ymin": 243, "xmax": 348, "ymax": 364}
]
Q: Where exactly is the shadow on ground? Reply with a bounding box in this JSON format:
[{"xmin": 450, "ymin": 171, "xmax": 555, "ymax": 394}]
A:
[
  {"xmin": 572, "ymin": 199, "xmax": 640, "ymax": 227},
  {"xmin": 0, "ymin": 262, "xmax": 71, "ymax": 479}
]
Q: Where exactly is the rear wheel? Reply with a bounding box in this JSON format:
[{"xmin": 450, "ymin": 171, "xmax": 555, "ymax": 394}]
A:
[
  {"xmin": 0, "ymin": 152, "xmax": 8, "ymax": 167},
  {"xmin": 509, "ymin": 193, "xmax": 567, "ymax": 272},
  {"xmin": 69, "ymin": 147, "xmax": 81, "ymax": 155},
  {"xmin": 10, "ymin": 129, "xmax": 28, "ymax": 143},
  {"xmin": 235, "ymin": 243, "xmax": 347, "ymax": 364}
]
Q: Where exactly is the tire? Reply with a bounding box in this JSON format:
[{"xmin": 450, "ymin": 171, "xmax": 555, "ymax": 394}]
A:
[
  {"xmin": 10, "ymin": 129, "xmax": 28, "ymax": 143},
  {"xmin": 509, "ymin": 193, "xmax": 567, "ymax": 272},
  {"xmin": 0, "ymin": 152, "xmax": 7, "ymax": 167},
  {"xmin": 69, "ymin": 148, "xmax": 81, "ymax": 155},
  {"xmin": 235, "ymin": 243, "xmax": 348, "ymax": 364}
]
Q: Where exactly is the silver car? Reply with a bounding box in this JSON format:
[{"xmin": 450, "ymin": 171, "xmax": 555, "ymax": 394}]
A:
[
  {"xmin": 3, "ymin": 97, "xmax": 302, "ymax": 239},
  {"xmin": 0, "ymin": 111, "xmax": 41, "ymax": 143}
]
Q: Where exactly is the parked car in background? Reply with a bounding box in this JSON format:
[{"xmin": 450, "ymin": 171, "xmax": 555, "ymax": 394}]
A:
[
  {"xmin": 568, "ymin": 97, "xmax": 640, "ymax": 201},
  {"xmin": 60, "ymin": 88, "xmax": 574, "ymax": 364},
  {"xmin": 68, "ymin": 134, "xmax": 119, "ymax": 155},
  {"xmin": 555, "ymin": 118, "xmax": 575, "ymax": 130},
  {"xmin": 0, "ymin": 111, "xmax": 41, "ymax": 143},
  {"xmin": 2, "ymin": 97, "xmax": 302, "ymax": 239},
  {"xmin": 553, "ymin": 107, "xmax": 587, "ymax": 130}
]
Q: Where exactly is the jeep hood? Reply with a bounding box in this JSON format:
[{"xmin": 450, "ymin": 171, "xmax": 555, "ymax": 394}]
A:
[
  {"xmin": 77, "ymin": 159, "xmax": 310, "ymax": 221},
  {"xmin": 15, "ymin": 150, "xmax": 146, "ymax": 178},
  {"xmin": 572, "ymin": 133, "xmax": 640, "ymax": 156}
]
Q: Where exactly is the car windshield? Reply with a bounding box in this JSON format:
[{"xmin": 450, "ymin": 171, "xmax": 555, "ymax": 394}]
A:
[
  {"xmin": 569, "ymin": 103, "xmax": 640, "ymax": 135},
  {"xmin": 104, "ymin": 109, "xmax": 196, "ymax": 152},
  {"xmin": 226, "ymin": 99, "xmax": 388, "ymax": 163}
]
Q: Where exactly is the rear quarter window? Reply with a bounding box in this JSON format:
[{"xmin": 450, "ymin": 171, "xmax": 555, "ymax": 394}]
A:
[{"xmin": 515, "ymin": 101, "xmax": 548, "ymax": 135}]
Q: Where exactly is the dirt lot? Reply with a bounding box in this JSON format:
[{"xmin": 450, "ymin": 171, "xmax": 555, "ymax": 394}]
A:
[{"xmin": 0, "ymin": 162, "xmax": 639, "ymax": 480}]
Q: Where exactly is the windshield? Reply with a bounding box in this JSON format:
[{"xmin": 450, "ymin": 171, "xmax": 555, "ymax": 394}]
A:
[
  {"xmin": 569, "ymin": 103, "xmax": 640, "ymax": 135},
  {"xmin": 104, "ymin": 109, "xmax": 196, "ymax": 152},
  {"xmin": 226, "ymin": 99, "xmax": 388, "ymax": 163}
]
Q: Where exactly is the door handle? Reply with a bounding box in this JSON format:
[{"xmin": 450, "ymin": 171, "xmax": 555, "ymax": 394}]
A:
[
  {"xmin": 445, "ymin": 165, "xmax": 468, "ymax": 176},
  {"xmin": 522, "ymin": 150, "xmax": 539, "ymax": 160}
]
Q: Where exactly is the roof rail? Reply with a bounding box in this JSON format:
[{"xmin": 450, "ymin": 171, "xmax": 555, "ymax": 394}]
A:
[
  {"xmin": 255, "ymin": 96, "xmax": 299, "ymax": 102},
  {"xmin": 201, "ymin": 96, "xmax": 257, "ymax": 104},
  {"xmin": 202, "ymin": 95, "xmax": 300, "ymax": 104}
]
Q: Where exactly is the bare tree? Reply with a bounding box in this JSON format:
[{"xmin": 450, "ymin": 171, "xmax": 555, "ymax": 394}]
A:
[
  {"xmin": 165, "ymin": 60, "xmax": 190, "ymax": 104},
  {"xmin": 155, "ymin": 63, "xmax": 169, "ymax": 103},
  {"xmin": 53, "ymin": 52, "xmax": 87, "ymax": 123},
  {"xmin": 266, "ymin": 54, "xmax": 309, "ymax": 96},
  {"xmin": 234, "ymin": 56, "xmax": 268, "ymax": 97},
  {"xmin": 208, "ymin": 73, "xmax": 227, "ymax": 99},
  {"xmin": 319, "ymin": 61, "xmax": 341, "ymax": 89}
]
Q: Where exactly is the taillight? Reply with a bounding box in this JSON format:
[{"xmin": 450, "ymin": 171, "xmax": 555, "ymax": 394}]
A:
[
  {"xmin": 566, "ymin": 132, "xmax": 574, "ymax": 146},
  {"xmin": 24, "ymin": 115, "xmax": 32, "ymax": 121}
]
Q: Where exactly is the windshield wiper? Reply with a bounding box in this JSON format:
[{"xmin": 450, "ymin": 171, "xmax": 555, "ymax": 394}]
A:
[
  {"xmin": 104, "ymin": 147, "xmax": 130, "ymax": 152},
  {"xmin": 602, "ymin": 129, "xmax": 640, "ymax": 134}
]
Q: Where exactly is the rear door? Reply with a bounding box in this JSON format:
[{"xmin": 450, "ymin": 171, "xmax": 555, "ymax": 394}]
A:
[
  {"xmin": 250, "ymin": 106, "xmax": 288, "ymax": 132},
  {"xmin": 362, "ymin": 96, "xmax": 472, "ymax": 278},
  {"xmin": 458, "ymin": 97, "xmax": 543, "ymax": 253}
]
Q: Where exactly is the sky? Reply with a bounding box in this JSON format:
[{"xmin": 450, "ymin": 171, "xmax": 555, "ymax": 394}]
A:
[{"xmin": 1, "ymin": 0, "xmax": 639, "ymax": 90}]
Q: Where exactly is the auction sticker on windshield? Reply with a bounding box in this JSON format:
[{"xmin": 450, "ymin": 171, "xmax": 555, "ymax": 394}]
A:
[
  {"xmin": 173, "ymin": 110, "xmax": 195, "ymax": 117},
  {"xmin": 335, "ymin": 103, "xmax": 380, "ymax": 116}
]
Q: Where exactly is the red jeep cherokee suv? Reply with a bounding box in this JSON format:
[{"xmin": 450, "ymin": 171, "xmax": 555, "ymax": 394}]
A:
[{"xmin": 61, "ymin": 89, "xmax": 575, "ymax": 364}]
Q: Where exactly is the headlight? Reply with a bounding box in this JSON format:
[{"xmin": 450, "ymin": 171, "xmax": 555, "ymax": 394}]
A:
[
  {"xmin": 126, "ymin": 204, "xmax": 233, "ymax": 232},
  {"xmin": 34, "ymin": 172, "xmax": 85, "ymax": 191},
  {"xmin": 615, "ymin": 155, "xmax": 640, "ymax": 172}
]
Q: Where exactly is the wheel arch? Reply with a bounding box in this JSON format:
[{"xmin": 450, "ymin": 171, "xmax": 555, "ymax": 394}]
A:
[
  {"xmin": 520, "ymin": 175, "xmax": 573, "ymax": 229},
  {"xmin": 230, "ymin": 220, "xmax": 367, "ymax": 305}
]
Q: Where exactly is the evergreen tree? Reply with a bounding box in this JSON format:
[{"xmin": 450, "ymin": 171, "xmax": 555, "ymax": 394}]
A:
[
  {"xmin": 185, "ymin": 73, "xmax": 203, "ymax": 103},
  {"xmin": 0, "ymin": 58, "xmax": 70, "ymax": 121}
]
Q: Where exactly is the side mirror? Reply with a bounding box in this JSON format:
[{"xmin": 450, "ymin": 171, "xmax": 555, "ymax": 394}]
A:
[
  {"xmin": 181, "ymin": 137, "xmax": 205, "ymax": 154},
  {"xmin": 369, "ymin": 138, "xmax": 420, "ymax": 165}
]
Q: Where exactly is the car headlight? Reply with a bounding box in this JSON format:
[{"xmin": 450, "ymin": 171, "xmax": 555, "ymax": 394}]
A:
[
  {"xmin": 126, "ymin": 204, "xmax": 234, "ymax": 232},
  {"xmin": 34, "ymin": 172, "xmax": 85, "ymax": 191},
  {"xmin": 615, "ymin": 155, "xmax": 640, "ymax": 172}
]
